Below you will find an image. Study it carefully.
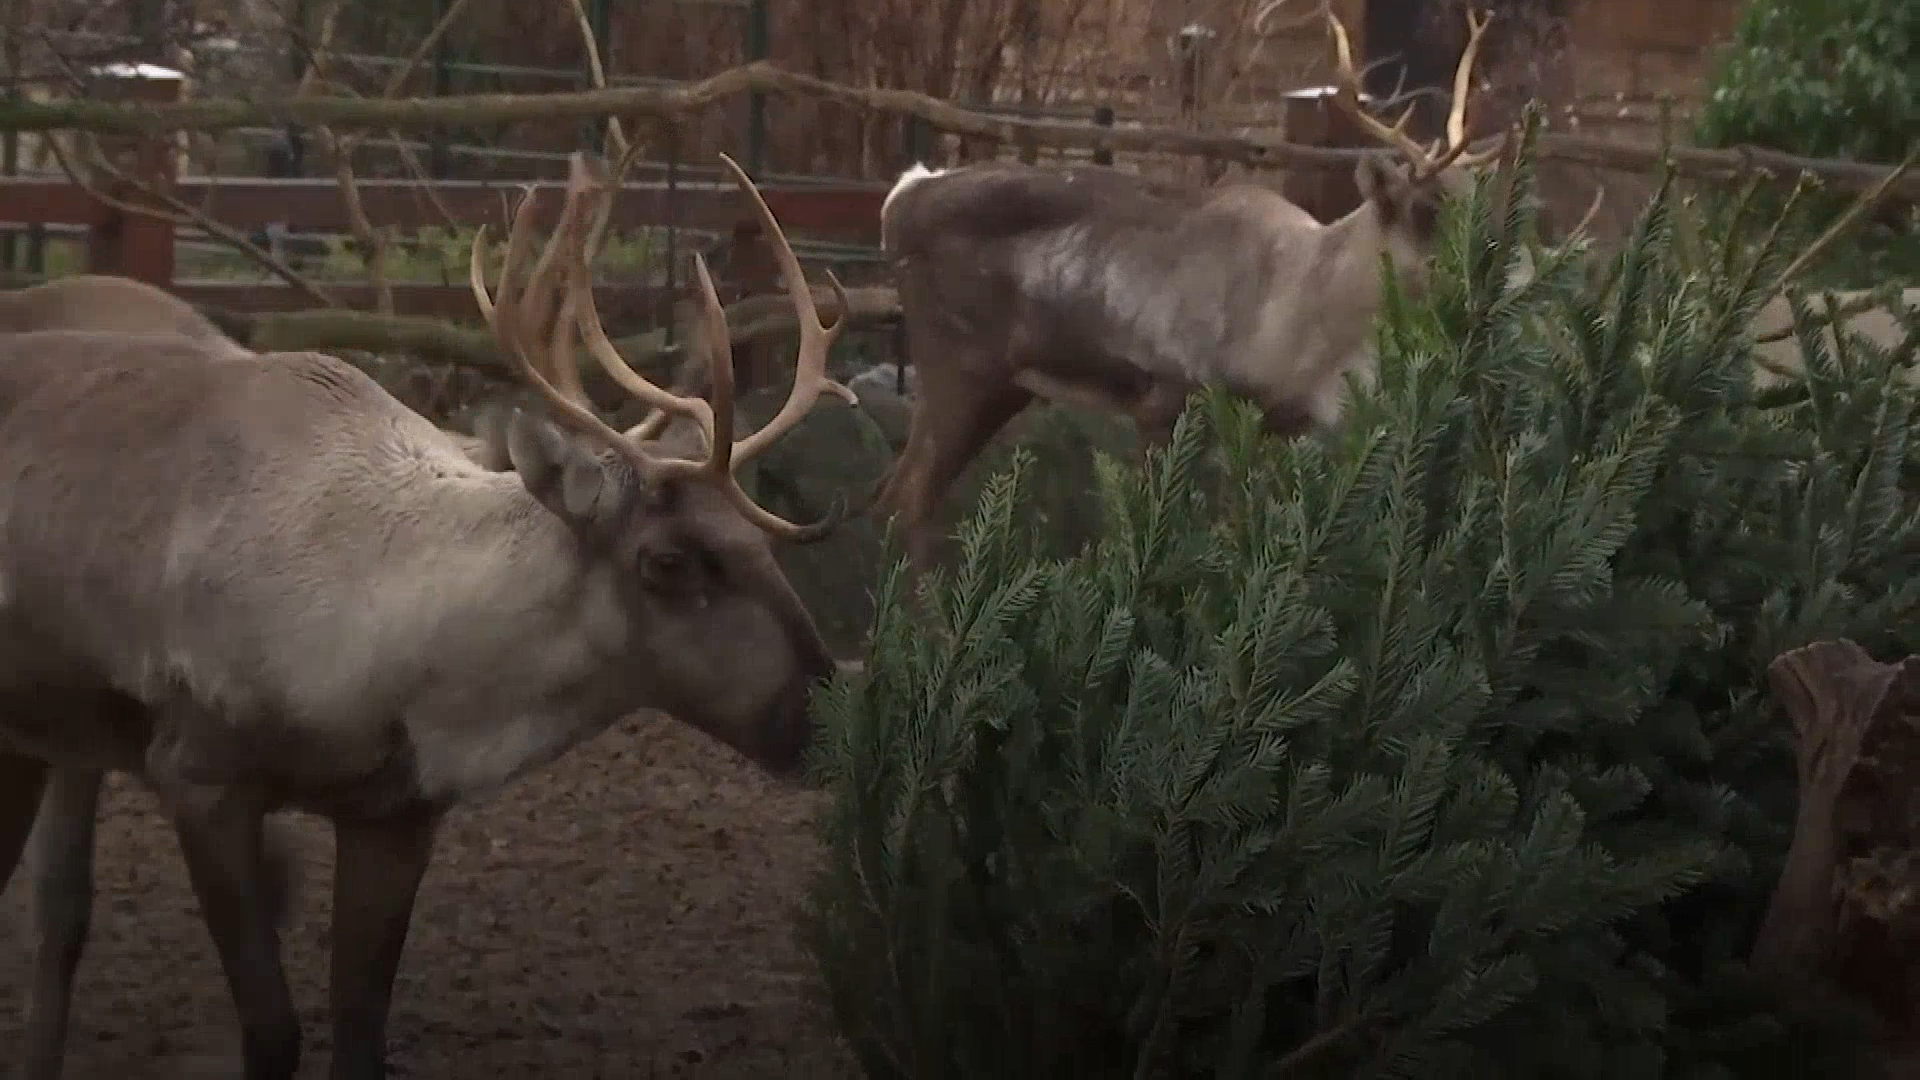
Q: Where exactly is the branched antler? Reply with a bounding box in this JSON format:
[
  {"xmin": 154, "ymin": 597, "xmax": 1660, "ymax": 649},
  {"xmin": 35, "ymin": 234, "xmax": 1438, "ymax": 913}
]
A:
[
  {"xmin": 1325, "ymin": 5, "xmax": 1504, "ymax": 180},
  {"xmin": 471, "ymin": 150, "xmax": 857, "ymax": 543}
]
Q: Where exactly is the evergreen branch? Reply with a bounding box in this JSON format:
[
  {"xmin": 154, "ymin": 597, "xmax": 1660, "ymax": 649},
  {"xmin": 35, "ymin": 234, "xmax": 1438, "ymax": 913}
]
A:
[
  {"xmin": 1753, "ymin": 146, "xmax": 1916, "ymax": 319},
  {"xmin": 1270, "ymin": 1016, "xmax": 1372, "ymax": 1078}
]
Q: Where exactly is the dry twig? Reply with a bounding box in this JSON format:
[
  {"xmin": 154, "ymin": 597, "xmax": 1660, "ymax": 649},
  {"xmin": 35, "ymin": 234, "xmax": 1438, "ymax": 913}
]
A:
[{"xmin": 3, "ymin": 64, "xmax": 1912, "ymax": 198}]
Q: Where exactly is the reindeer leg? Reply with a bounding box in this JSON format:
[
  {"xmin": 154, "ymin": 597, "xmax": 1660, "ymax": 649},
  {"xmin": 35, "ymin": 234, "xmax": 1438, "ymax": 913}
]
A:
[
  {"xmin": 20, "ymin": 767, "xmax": 104, "ymax": 1080},
  {"xmin": 0, "ymin": 749, "xmax": 49, "ymax": 882},
  {"xmin": 1129, "ymin": 380, "xmax": 1194, "ymax": 462},
  {"xmin": 890, "ymin": 382, "xmax": 1035, "ymax": 576},
  {"xmin": 170, "ymin": 790, "xmax": 302, "ymax": 1080},
  {"xmin": 326, "ymin": 808, "xmax": 441, "ymax": 1080}
]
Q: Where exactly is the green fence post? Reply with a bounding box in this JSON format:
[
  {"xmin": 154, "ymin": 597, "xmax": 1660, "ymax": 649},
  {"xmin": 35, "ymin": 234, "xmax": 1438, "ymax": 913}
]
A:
[
  {"xmin": 745, "ymin": 0, "xmax": 768, "ymax": 174},
  {"xmin": 583, "ymin": 0, "xmax": 612, "ymax": 153},
  {"xmin": 430, "ymin": 0, "xmax": 451, "ymax": 177},
  {"xmin": 903, "ymin": 115, "xmax": 930, "ymax": 165},
  {"xmin": 285, "ymin": 0, "xmax": 309, "ymax": 177}
]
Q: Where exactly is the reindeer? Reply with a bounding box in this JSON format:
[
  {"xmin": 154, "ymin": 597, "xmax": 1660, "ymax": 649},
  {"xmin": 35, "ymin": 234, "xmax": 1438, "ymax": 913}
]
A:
[
  {"xmin": 0, "ymin": 149, "xmax": 856, "ymax": 1080},
  {"xmin": 0, "ymin": 273, "xmax": 251, "ymax": 354},
  {"xmin": 865, "ymin": 7, "xmax": 1499, "ymax": 570},
  {"xmin": 0, "ymin": 273, "xmax": 304, "ymax": 1080}
]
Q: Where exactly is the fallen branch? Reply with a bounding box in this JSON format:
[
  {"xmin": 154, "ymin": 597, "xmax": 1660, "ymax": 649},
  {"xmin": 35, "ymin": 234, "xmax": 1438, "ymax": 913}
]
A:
[
  {"xmin": 0, "ymin": 63, "xmax": 1911, "ymax": 197},
  {"xmin": 218, "ymin": 284, "xmax": 900, "ymax": 390}
]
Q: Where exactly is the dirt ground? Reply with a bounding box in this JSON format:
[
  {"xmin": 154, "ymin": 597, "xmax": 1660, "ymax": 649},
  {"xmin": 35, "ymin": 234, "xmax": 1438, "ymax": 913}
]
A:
[{"xmin": 0, "ymin": 712, "xmax": 858, "ymax": 1078}]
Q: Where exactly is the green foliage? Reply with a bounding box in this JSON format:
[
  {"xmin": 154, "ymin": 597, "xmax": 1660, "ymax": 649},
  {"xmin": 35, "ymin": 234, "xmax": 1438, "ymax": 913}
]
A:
[
  {"xmin": 313, "ymin": 224, "xmax": 665, "ymax": 284},
  {"xmin": 1694, "ymin": 0, "xmax": 1919, "ymax": 286},
  {"xmin": 801, "ymin": 118, "xmax": 1920, "ymax": 1078}
]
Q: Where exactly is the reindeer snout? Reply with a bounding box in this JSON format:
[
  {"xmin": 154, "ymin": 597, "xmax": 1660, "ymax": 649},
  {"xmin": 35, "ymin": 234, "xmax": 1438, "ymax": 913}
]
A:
[{"xmin": 754, "ymin": 678, "xmax": 820, "ymax": 785}]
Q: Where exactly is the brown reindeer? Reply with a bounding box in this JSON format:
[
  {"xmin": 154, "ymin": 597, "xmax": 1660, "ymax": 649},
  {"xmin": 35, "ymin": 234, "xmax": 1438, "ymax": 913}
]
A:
[
  {"xmin": 867, "ymin": 8, "xmax": 1499, "ymax": 571},
  {"xmin": 0, "ymin": 149, "xmax": 854, "ymax": 1080}
]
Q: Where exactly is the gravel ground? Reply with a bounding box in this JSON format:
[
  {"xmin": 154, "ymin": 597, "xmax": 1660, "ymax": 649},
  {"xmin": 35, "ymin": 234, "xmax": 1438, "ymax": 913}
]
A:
[{"xmin": 0, "ymin": 712, "xmax": 857, "ymax": 1078}]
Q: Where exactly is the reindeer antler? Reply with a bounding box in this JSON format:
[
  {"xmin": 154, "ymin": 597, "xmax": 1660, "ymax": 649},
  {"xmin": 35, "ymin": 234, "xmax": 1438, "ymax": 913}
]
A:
[
  {"xmin": 469, "ymin": 158, "xmax": 626, "ymax": 455},
  {"xmin": 469, "ymin": 152, "xmax": 853, "ymax": 543},
  {"xmin": 1326, "ymin": 6, "xmax": 1504, "ymax": 181},
  {"xmin": 571, "ymin": 153, "xmax": 857, "ymax": 482}
]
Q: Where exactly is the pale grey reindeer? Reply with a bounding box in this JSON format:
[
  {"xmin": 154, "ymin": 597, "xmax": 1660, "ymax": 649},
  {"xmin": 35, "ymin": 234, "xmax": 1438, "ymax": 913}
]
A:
[
  {"xmin": 0, "ymin": 149, "xmax": 856, "ymax": 1080},
  {"xmin": 0, "ymin": 270, "xmax": 307, "ymax": 1080},
  {"xmin": 0, "ymin": 272, "xmax": 252, "ymax": 352},
  {"xmin": 867, "ymin": 7, "xmax": 1500, "ymax": 571},
  {"xmin": 0, "ymin": 269, "xmax": 538, "ymax": 1078}
]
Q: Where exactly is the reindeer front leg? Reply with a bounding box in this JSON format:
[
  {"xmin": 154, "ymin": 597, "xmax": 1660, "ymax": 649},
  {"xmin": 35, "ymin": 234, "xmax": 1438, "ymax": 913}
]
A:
[
  {"xmin": 1129, "ymin": 380, "xmax": 1192, "ymax": 451},
  {"xmin": 326, "ymin": 808, "xmax": 441, "ymax": 1080}
]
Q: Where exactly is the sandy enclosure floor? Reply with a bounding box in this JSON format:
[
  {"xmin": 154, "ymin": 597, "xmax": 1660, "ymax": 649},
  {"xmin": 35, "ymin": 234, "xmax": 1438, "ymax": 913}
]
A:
[{"xmin": 0, "ymin": 713, "xmax": 857, "ymax": 1078}]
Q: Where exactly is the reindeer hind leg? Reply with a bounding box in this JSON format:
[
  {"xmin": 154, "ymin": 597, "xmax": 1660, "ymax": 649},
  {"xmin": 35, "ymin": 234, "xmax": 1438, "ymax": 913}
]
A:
[
  {"xmin": 889, "ymin": 380, "xmax": 1035, "ymax": 575},
  {"xmin": 170, "ymin": 790, "xmax": 302, "ymax": 1080},
  {"xmin": 20, "ymin": 766, "xmax": 103, "ymax": 1080},
  {"xmin": 0, "ymin": 749, "xmax": 49, "ymax": 886}
]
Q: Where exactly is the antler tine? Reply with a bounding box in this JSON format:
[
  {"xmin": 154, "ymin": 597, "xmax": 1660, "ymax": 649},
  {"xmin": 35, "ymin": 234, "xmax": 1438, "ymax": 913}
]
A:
[
  {"xmin": 468, "ymin": 187, "xmax": 629, "ymax": 452},
  {"xmin": 672, "ymin": 229, "xmax": 844, "ymax": 543},
  {"xmin": 713, "ymin": 153, "xmax": 858, "ymax": 467},
  {"xmin": 1416, "ymin": 7, "xmax": 1498, "ymax": 179},
  {"xmin": 519, "ymin": 153, "xmax": 609, "ymax": 405},
  {"xmin": 1324, "ymin": 10, "xmax": 1435, "ymax": 164},
  {"xmin": 1446, "ymin": 9, "xmax": 1490, "ymax": 150},
  {"xmin": 1253, "ymin": 0, "xmax": 1325, "ymax": 35},
  {"xmin": 688, "ymin": 251, "xmax": 736, "ymax": 471},
  {"xmin": 545, "ymin": 154, "xmax": 622, "ymax": 405},
  {"xmin": 567, "ymin": 235, "xmax": 717, "ymax": 456}
]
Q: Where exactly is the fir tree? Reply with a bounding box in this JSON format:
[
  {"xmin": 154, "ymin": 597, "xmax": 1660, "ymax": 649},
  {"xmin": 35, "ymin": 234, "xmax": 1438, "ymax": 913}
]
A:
[{"xmin": 801, "ymin": 115, "xmax": 1920, "ymax": 1079}]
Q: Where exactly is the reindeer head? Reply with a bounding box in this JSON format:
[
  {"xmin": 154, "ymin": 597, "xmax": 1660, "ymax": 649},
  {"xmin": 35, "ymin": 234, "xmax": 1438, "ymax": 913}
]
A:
[
  {"xmin": 1326, "ymin": 6, "xmax": 1501, "ymax": 295},
  {"xmin": 468, "ymin": 151, "xmax": 858, "ymax": 778}
]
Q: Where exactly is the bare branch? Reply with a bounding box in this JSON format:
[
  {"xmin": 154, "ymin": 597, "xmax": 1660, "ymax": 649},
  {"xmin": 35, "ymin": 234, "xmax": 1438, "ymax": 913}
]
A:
[
  {"xmin": 562, "ymin": 0, "xmax": 628, "ymax": 158},
  {"xmin": 297, "ymin": 0, "xmax": 395, "ymax": 315},
  {"xmin": 223, "ymin": 284, "xmax": 899, "ymax": 391},
  {"xmin": 1757, "ymin": 148, "xmax": 1917, "ymax": 316},
  {"xmin": 43, "ymin": 132, "xmax": 337, "ymax": 307},
  {"xmin": 1, "ymin": 64, "xmax": 1910, "ymax": 197},
  {"xmin": 369, "ymin": 0, "xmax": 481, "ymax": 233}
]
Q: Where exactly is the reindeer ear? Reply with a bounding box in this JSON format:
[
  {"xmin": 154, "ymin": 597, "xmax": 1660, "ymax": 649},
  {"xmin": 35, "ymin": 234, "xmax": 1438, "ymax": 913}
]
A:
[
  {"xmin": 1355, "ymin": 155, "xmax": 1414, "ymax": 221},
  {"xmin": 468, "ymin": 399, "xmax": 516, "ymax": 472},
  {"xmin": 506, "ymin": 410, "xmax": 630, "ymax": 527}
]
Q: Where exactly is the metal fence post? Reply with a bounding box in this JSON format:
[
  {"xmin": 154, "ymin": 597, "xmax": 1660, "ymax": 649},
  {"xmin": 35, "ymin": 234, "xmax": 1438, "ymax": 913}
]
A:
[
  {"xmin": 903, "ymin": 115, "xmax": 931, "ymax": 166},
  {"xmin": 744, "ymin": 0, "xmax": 768, "ymax": 173},
  {"xmin": 661, "ymin": 124, "xmax": 681, "ymax": 341},
  {"xmin": 1092, "ymin": 105, "xmax": 1115, "ymax": 166},
  {"xmin": 430, "ymin": 0, "xmax": 452, "ymax": 177},
  {"xmin": 582, "ymin": 0, "xmax": 612, "ymax": 153},
  {"xmin": 284, "ymin": 0, "xmax": 310, "ymax": 178}
]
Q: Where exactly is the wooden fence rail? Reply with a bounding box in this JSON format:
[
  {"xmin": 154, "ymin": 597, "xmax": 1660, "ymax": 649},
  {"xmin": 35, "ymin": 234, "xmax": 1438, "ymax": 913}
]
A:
[{"xmin": 0, "ymin": 68, "xmax": 889, "ymax": 319}]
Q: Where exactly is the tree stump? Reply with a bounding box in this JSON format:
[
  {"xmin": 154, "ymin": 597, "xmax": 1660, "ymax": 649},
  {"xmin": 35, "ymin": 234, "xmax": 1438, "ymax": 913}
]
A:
[{"xmin": 1754, "ymin": 638, "xmax": 1920, "ymax": 1054}]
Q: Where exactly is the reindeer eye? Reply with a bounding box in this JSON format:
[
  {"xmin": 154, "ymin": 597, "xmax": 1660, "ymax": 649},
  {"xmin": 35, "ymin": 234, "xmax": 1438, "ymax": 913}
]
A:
[{"xmin": 642, "ymin": 551, "xmax": 690, "ymax": 584}]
